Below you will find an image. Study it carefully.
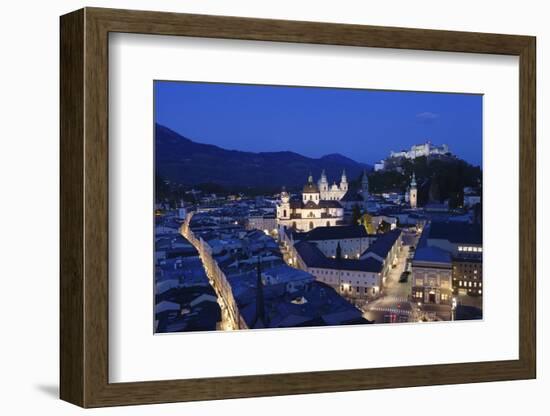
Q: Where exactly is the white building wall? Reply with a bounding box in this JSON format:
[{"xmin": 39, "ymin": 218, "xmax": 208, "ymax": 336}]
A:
[
  {"xmin": 289, "ymin": 236, "xmax": 384, "ymax": 302},
  {"xmin": 374, "ymin": 161, "xmax": 385, "ymax": 171},
  {"xmin": 247, "ymin": 217, "xmax": 276, "ymax": 230},
  {"xmin": 309, "ymin": 237, "xmax": 373, "ymax": 258},
  {"xmin": 412, "ymin": 266, "xmax": 452, "ymax": 288},
  {"xmin": 320, "ymin": 187, "xmax": 347, "ymax": 201},
  {"xmin": 279, "ymin": 217, "xmax": 340, "ymax": 232},
  {"xmin": 411, "ymin": 264, "xmax": 453, "ymax": 304},
  {"xmin": 307, "ymin": 266, "xmax": 381, "ymax": 299},
  {"xmin": 390, "ymin": 142, "xmax": 449, "ymax": 160}
]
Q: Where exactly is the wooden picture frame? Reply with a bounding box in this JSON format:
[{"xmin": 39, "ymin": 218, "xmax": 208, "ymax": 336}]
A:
[{"xmin": 60, "ymin": 7, "xmax": 536, "ymax": 408}]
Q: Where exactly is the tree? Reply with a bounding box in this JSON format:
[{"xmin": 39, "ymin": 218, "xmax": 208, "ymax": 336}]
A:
[
  {"xmin": 351, "ymin": 204, "xmax": 362, "ymax": 225},
  {"xmin": 360, "ymin": 213, "xmax": 376, "ymax": 234},
  {"xmin": 377, "ymin": 220, "xmax": 391, "ymax": 234},
  {"xmin": 448, "ymin": 191, "xmax": 463, "ymax": 209},
  {"xmin": 473, "ymin": 202, "xmax": 482, "ymax": 225},
  {"xmin": 386, "ymin": 156, "xmax": 481, "ymax": 202},
  {"xmin": 428, "ymin": 173, "xmax": 441, "ymax": 203},
  {"xmin": 155, "ymin": 171, "xmax": 185, "ymax": 208},
  {"xmin": 368, "ymin": 170, "xmax": 407, "ymax": 193}
]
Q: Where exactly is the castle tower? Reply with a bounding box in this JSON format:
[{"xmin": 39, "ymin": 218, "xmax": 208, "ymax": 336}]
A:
[
  {"xmin": 410, "ymin": 172, "xmax": 417, "ymax": 209},
  {"xmin": 340, "ymin": 170, "xmax": 348, "ymax": 192}
]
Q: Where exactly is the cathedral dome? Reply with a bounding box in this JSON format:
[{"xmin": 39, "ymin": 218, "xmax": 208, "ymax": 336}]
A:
[
  {"xmin": 303, "ymin": 182, "xmax": 319, "ymax": 193},
  {"xmin": 303, "ymin": 173, "xmax": 319, "ymax": 193}
]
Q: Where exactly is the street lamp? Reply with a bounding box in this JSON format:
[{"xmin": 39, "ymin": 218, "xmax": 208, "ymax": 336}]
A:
[{"xmin": 451, "ymin": 297, "xmax": 457, "ymax": 321}]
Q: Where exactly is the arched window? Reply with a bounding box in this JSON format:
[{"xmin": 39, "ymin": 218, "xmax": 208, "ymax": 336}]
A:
[
  {"xmin": 326, "ymin": 221, "xmax": 330, "ymax": 227},
  {"xmin": 309, "ymin": 221, "xmax": 314, "ymax": 230},
  {"xmin": 283, "ymin": 209, "xmax": 287, "ymax": 217},
  {"xmin": 292, "ymin": 222, "xmax": 296, "ymax": 229}
]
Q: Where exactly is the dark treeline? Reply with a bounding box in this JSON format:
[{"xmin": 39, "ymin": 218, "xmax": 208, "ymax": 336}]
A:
[
  {"xmin": 361, "ymin": 156, "xmax": 482, "ymax": 209},
  {"xmin": 155, "ymin": 171, "xmax": 283, "ymax": 208},
  {"xmin": 157, "ymin": 155, "xmax": 481, "ymax": 210}
]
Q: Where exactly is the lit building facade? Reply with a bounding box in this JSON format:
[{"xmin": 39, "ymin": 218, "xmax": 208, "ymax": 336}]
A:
[
  {"xmin": 452, "ymin": 257, "xmax": 483, "ymax": 296},
  {"xmin": 276, "ymin": 173, "xmax": 344, "ymax": 232},
  {"xmin": 390, "ymin": 141, "xmax": 449, "ymax": 160},
  {"xmin": 283, "ymin": 227, "xmax": 402, "ymax": 304},
  {"xmin": 284, "ymin": 224, "xmax": 376, "ymax": 259},
  {"xmin": 411, "ymin": 246, "xmax": 453, "ymax": 305},
  {"xmin": 246, "ymin": 214, "xmax": 277, "ymax": 235},
  {"xmin": 293, "ymin": 240, "xmax": 383, "ymax": 302},
  {"xmin": 318, "ymin": 169, "xmax": 348, "ymax": 200}
]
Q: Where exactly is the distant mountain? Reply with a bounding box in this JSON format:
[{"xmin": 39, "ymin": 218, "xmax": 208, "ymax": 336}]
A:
[{"xmin": 155, "ymin": 124, "xmax": 372, "ymax": 192}]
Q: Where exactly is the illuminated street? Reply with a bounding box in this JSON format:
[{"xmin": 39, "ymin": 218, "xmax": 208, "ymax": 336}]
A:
[
  {"xmin": 181, "ymin": 223, "xmax": 238, "ymax": 331},
  {"xmin": 363, "ymin": 230, "xmax": 417, "ymax": 323},
  {"xmin": 152, "ymin": 82, "xmax": 484, "ymax": 334}
]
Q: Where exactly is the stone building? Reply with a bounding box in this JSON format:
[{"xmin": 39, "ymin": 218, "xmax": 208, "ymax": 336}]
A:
[
  {"xmin": 276, "ymin": 173, "xmax": 344, "ymax": 231},
  {"xmin": 411, "ymin": 245, "xmax": 453, "ymax": 305}
]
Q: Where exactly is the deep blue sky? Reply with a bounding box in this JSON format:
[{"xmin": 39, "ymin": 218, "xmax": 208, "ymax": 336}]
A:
[{"xmin": 155, "ymin": 81, "xmax": 482, "ymax": 166}]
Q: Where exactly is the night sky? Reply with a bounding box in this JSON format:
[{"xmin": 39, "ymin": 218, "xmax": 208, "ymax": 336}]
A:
[{"xmin": 155, "ymin": 81, "xmax": 483, "ymax": 167}]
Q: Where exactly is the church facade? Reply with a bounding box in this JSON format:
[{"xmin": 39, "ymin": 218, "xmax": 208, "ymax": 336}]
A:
[
  {"xmin": 318, "ymin": 169, "xmax": 348, "ymax": 200},
  {"xmin": 276, "ymin": 173, "xmax": 345, "ymax": 232}
]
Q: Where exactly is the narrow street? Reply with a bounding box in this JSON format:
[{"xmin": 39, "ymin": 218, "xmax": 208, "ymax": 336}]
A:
[
  {"xmin": 180, "ymin": 222, "xmax": 238, "ymax": 331},
  {"xmin": 209, "ymin": 278, "xmax": 237, "ymax": 331},
  {"xmin": 363, "ymin": 231, "xmax": 419, "ymax": 323}
]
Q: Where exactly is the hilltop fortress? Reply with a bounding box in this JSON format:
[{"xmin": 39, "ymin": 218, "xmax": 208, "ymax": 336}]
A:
[{"xmin": 374, "ymin": 141, "xmax": 452, "ymax": 171}]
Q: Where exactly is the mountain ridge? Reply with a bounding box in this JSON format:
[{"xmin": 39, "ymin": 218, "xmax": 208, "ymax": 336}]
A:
[{"xmin": 155, "ymin": 123, "xmax": 372, "ymax": 192}]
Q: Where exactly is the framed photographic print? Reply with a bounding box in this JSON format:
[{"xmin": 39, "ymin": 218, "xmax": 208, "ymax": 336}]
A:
[{"xmin": 60, "ymin": 7, "xmax": 536, "ymax": 408}]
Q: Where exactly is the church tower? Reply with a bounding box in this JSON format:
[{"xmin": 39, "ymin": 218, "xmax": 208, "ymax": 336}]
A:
[
  {"xmin": 410, "ymin": 172, "xmax": 417, "ymax": 209},
  {"xmin": 251, "ymin": 256, "xmax": 267, "ymax": 328},
  {"xmin": 340, "ymin": 170, "xmax": 348, "ymax": 193},
  {"xmin": 359, "ymin": 170, "xmax": 369, "ymax": 201},
  {"xmin": 318, "ymin": 169, "xmax": 329, "ymax": 198},
  {"xmin": 278, "ymin": 187, "xmax": 290, "ymax": 220}
]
